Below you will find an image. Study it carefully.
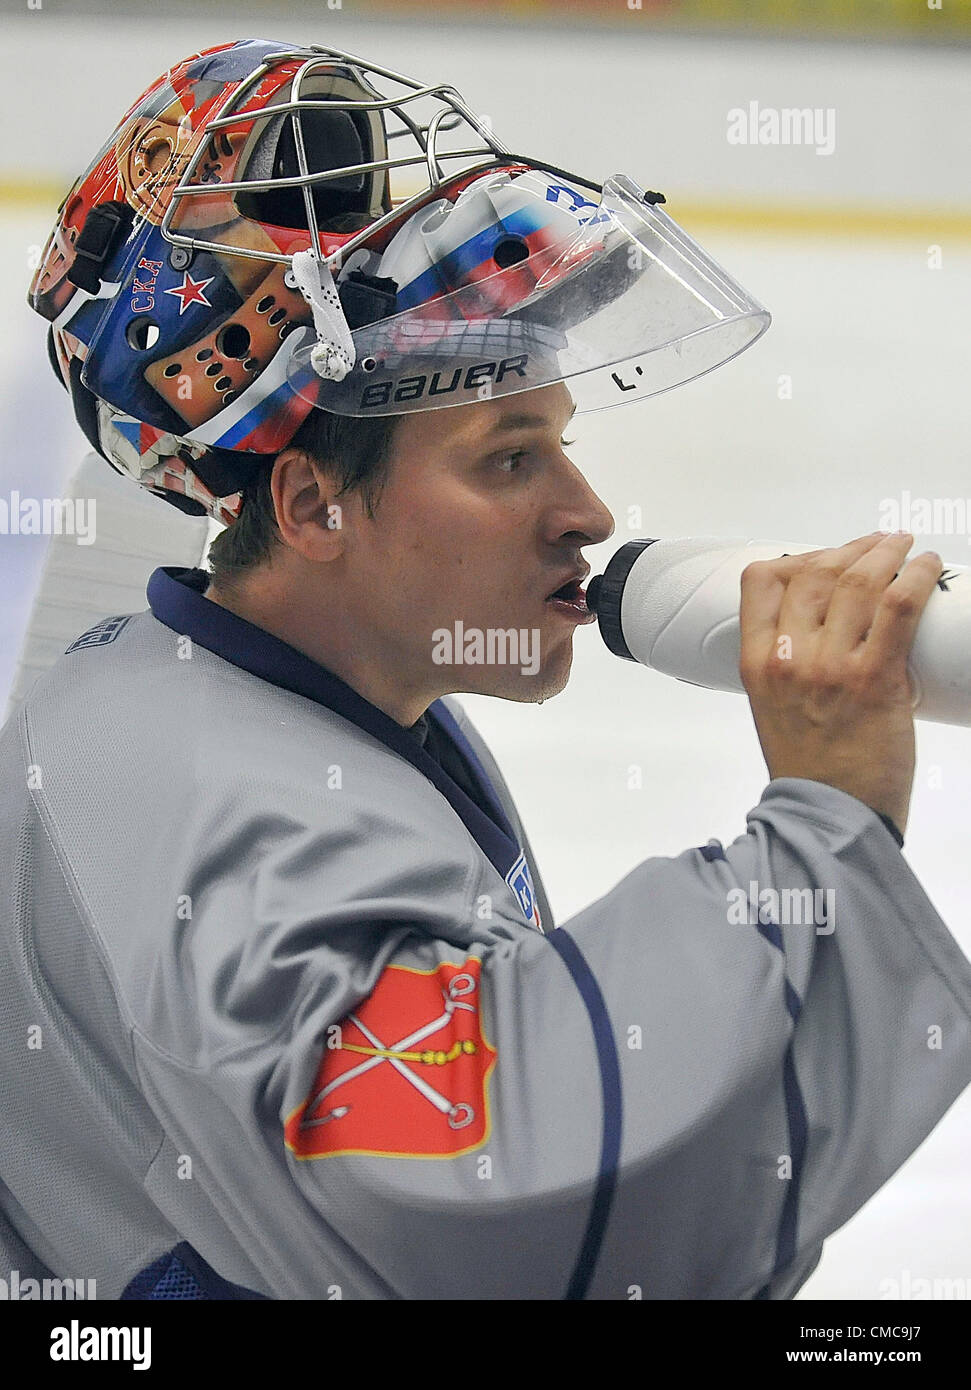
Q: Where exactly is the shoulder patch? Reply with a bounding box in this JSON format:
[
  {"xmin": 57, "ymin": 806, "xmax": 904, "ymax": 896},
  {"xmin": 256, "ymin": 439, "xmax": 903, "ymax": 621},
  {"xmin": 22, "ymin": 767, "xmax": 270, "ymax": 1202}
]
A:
[
  {"xmin": 65, "ymin": 615, "xmax": 132, "ymax": 653},
  {"xmin": 285, "ymin": 958, "xmax": 496, "ymax": 1160}
]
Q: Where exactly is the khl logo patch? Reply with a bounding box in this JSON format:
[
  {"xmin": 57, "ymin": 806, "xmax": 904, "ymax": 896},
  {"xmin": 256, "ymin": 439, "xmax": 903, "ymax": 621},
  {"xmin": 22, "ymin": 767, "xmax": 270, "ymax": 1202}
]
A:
[{"xmin": 506, "ymin": 849, "xmax": 543, "ymax": 932}]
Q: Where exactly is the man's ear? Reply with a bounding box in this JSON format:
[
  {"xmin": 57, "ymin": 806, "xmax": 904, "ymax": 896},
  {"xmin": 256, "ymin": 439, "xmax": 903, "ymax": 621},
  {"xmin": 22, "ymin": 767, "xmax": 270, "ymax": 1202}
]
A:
[{"xmin": 270, "ymin": 448, "xmax": 346, "ymax": 560}]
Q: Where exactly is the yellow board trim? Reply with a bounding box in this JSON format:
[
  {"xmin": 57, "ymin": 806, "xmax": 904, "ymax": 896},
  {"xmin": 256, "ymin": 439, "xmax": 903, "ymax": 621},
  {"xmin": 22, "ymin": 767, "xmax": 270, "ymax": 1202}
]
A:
[
  {"xmin": 5, "ymin": 175, "xmax": 969, "ymax": 243},
  {"xmin": 670, "ymin": 198, "xmax": 971, "ymax": 241}
]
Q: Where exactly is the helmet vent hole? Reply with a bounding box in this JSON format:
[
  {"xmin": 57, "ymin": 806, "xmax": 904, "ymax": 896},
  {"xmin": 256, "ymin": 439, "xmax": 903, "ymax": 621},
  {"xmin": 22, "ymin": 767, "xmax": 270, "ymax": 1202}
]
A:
[
  {"xmin": 256, "ymin": 295, "xmax": 275, "ymax": 314},
  {"xmin": 215, "ymin": 323, "xmax": 251, "ymax": 359},
  {"xmin": 267, "ymin": 308, "xmax": 287, "ymax": 326},
  {"xmin": 140, "ymin": 138, "xmax": 173, "ymax": 175},
  {"xmin": 126, "ymin": 319, "xmax": 160, "ymax": 352},
  {"xmin": 493, "ymin": 237, "xmax": 529, "ymax": 270}
]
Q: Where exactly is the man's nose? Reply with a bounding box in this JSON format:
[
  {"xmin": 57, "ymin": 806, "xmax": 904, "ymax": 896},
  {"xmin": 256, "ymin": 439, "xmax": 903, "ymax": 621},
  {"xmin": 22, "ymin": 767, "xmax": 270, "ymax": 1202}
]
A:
[{"xmin": 556, "ymin": 467, "xmax": 615, "ymax": 548}]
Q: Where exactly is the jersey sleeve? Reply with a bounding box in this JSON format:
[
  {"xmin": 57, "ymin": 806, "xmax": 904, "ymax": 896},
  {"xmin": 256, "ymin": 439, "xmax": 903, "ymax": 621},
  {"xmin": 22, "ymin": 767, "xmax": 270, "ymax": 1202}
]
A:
[{"xmin": 128, "ymin": 776, "xmax": 971, "ymax": 1300}]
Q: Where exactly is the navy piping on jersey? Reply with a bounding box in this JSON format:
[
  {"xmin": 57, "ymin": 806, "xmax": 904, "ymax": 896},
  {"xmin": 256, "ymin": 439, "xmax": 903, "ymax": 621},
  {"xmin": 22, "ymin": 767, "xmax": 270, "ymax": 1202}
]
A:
[
  {"xmin": 426, "ymin": 699, "xmax": 520, "ymax": 840},
  {"xmin": 545, "ymin": 928, "xmax": 623, "ymax": 1301},
  {"xmin": 760, "ymin": 925, "xmax": 808, "ymax": 1288},
  {"xmin": 751, "ymin": 899, "xmax": 809, "ymax": 1297}
]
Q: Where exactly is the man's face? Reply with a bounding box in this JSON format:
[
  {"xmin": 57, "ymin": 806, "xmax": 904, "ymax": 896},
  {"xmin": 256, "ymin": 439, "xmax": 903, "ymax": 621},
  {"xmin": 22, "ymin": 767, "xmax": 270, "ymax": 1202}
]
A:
[{"xmin": 342, "ymin": 382, "xmax": 615, "ymax": 706}]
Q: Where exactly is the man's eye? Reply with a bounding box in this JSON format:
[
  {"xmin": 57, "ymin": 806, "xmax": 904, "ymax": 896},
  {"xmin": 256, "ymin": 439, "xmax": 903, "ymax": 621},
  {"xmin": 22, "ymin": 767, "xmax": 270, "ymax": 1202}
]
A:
[
  {"xmin": 497, "ymin": 450, "xmax": 529, "ymax": 473},
  {"xmin": 561, "ymin": 437, "xmax": 576, "ymax": 449}
]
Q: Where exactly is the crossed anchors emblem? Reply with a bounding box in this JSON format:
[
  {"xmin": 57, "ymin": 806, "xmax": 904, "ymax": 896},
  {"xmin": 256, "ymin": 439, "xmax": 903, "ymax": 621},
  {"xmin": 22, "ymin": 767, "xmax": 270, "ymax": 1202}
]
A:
[{"xmin": 300, "ymin": 972, "xmax": 481, "ymax": 1136}]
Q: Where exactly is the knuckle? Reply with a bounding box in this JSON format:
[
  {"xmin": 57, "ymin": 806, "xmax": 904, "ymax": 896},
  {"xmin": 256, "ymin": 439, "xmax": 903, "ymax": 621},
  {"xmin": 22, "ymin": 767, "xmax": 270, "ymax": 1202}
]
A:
[
  {"xmin": 739, "ymin": 649, "xmax": 770, "ymax": 688},
  {"xmin": 882, "ymin": 586, "xmax": 918, "ymax": 619},
  {"xmin": 738, "ymin": 662, "xmax": 761, "ymax": 693},
  {"xmin": 845, "ymin": 663, "xmax": 873, "ymax": 699},
  {"xmin": 834, "ymin": 566, "xmax": 871, "ymax": 595},
  {"xmin": 858, "ymin": 652, "xmax": 895, "ymax": 689},
  {"xmin": 806, "ymin": 658, "xmax": 844, "ymax": 693},
  {"xmin": 764, "ymin": 651, "xmax": 798, "ymax": 684},
  {"xmin": 810, "ymin": 650, "xmax": 873, "ymax": 696},
  {"xmin": 740, "ymin": 560, "xmax": 769, "ymax": 587},
  {"xmin": 799, "ymin": 575, "xmax": 835, "ymax": 605},
  {"xmin": 738, "ymin": 648, "xmax": 759, "ymax": 678},
  {"xmin": 809, "ymin": 555, "xmax": 843, "ymax": 581}
]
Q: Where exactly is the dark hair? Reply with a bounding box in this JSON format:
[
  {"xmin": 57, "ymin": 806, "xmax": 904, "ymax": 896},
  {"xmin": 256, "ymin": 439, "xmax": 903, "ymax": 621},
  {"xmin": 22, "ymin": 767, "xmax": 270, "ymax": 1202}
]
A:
[{"xmin": 206, "ymin": 407, "xmax": 398, "ymax": 590}]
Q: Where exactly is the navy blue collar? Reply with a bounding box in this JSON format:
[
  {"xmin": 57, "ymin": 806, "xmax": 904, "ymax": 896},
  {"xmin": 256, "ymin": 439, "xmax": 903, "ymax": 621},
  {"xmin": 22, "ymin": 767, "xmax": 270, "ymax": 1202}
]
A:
[{"xmin": 146, "ymin": 567, "xmax": 543, "ymax": 930}]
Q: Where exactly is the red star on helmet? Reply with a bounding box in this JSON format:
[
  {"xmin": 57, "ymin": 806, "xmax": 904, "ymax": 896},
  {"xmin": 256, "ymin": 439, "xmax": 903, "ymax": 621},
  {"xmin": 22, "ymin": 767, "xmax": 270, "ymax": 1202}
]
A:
[{"xmin": 164, "ymin": 270, "xmax": 214, "ymax": 315}]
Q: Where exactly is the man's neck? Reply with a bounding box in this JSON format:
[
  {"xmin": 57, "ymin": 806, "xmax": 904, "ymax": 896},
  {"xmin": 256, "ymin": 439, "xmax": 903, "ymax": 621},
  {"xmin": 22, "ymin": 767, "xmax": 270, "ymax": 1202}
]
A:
[{"xmin": 203, "ymin": 574, "xmax": 436, "ymax": 728}]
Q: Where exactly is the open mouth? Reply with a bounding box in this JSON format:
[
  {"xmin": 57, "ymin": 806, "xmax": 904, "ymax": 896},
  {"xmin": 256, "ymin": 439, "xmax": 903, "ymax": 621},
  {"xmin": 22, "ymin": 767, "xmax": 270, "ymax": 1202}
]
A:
[{"xmin": 544, "ymin": 577, "xmax": 595, "ymax": 621}]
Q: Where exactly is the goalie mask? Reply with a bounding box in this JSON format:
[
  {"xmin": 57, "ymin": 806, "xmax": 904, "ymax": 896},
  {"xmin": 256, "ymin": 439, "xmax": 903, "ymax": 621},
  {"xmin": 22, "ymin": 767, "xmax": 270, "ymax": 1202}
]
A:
[{"xmin": 28, "ymin": 37, "xmax": 770, "ymax": 525}]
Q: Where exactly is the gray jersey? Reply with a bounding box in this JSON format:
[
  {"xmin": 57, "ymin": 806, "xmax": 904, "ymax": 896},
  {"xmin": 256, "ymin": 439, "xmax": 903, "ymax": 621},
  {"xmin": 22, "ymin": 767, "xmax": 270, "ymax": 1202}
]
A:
[{"xmin": 1, "ymin": 564, "xmax": 970, "ymax": 1300}]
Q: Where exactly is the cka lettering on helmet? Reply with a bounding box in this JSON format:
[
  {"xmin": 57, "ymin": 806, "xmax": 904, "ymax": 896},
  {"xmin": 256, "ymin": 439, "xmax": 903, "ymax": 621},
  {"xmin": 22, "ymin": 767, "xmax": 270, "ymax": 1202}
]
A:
[{"xmin": 131, "ymin": 257, "xmax": 163, "ymax": 315}]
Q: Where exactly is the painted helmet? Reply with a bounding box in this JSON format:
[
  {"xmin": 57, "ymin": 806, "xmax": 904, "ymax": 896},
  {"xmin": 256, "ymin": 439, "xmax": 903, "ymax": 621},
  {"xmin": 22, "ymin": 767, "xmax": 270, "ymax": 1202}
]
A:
[{"xmin": 28, "ymin": 38, "xmax": 769, "ymax": 525}]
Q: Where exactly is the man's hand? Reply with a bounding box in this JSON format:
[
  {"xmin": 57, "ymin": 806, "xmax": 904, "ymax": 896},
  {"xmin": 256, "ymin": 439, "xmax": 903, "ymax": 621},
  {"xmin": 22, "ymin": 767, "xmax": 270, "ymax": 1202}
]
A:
[{"xmin": 739, "ymin": 532, "xmax": 943, "ymax": 834}]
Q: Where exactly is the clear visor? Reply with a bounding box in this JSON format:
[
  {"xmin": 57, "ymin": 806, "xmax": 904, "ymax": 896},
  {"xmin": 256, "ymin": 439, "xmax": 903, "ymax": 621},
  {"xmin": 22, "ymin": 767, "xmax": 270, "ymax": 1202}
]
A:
[{"xmin": 286, "ymin": 173, "xmax": 770, "ymax": 417}]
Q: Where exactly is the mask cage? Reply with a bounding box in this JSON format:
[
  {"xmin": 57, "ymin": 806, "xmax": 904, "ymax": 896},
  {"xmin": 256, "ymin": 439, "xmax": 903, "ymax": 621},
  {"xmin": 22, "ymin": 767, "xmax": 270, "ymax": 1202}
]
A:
[{"xmin": 160, "ymin": 43, "xmax": 606, "ymax": 269}]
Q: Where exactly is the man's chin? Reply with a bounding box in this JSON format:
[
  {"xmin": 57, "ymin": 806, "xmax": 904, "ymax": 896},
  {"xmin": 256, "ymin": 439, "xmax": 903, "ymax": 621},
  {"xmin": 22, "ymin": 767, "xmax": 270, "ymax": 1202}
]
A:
[{"xmin": 462, "ymin": 657, "xmax": 572, "ymax": 705}]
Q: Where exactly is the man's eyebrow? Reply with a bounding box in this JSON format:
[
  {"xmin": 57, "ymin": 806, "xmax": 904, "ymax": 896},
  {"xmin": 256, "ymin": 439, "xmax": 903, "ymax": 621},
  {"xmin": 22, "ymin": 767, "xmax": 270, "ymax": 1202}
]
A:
[{"xmin": 487, "ymin": 403, "xmax": 578, "ymax": 434}]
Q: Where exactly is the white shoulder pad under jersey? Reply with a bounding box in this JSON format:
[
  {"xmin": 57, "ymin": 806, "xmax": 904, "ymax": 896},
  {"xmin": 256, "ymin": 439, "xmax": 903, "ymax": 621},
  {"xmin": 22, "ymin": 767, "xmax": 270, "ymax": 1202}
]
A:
[{"xmin": 0, "ymin": 565, "xmax": 969, "ymax": 1300}]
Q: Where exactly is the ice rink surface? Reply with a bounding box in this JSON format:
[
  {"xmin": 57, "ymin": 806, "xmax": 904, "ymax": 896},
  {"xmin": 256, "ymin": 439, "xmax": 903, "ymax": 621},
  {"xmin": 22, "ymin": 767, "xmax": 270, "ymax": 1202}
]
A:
[{"xmin": 0, "ymin": 10, "xmax": 968, "ymax": 1299}]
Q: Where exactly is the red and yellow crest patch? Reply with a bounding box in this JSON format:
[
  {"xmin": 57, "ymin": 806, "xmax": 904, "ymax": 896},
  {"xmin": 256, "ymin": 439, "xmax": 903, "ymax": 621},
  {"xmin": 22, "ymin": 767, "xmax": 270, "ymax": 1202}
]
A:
[{"xmin": 285, "ymin": 958, "xmax": 496, "ymax": 1159}]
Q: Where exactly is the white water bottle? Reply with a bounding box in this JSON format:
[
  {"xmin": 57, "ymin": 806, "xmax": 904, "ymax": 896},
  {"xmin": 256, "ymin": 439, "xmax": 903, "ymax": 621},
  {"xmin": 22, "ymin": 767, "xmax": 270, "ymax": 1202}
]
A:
[{"xmin": 585, "ymin": 538, "xmax": 970, "ymax": 726}]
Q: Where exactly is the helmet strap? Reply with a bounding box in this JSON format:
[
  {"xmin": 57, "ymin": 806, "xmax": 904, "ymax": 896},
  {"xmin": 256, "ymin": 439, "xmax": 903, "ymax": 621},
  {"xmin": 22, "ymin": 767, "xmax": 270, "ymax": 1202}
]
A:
[
  {"xmin": 67, "ymin": 201, "xmax": 134, "ymax": 295},
  {"xmin": 288, "ymin": 249, "xmax": 355, "ymax": 381}
]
